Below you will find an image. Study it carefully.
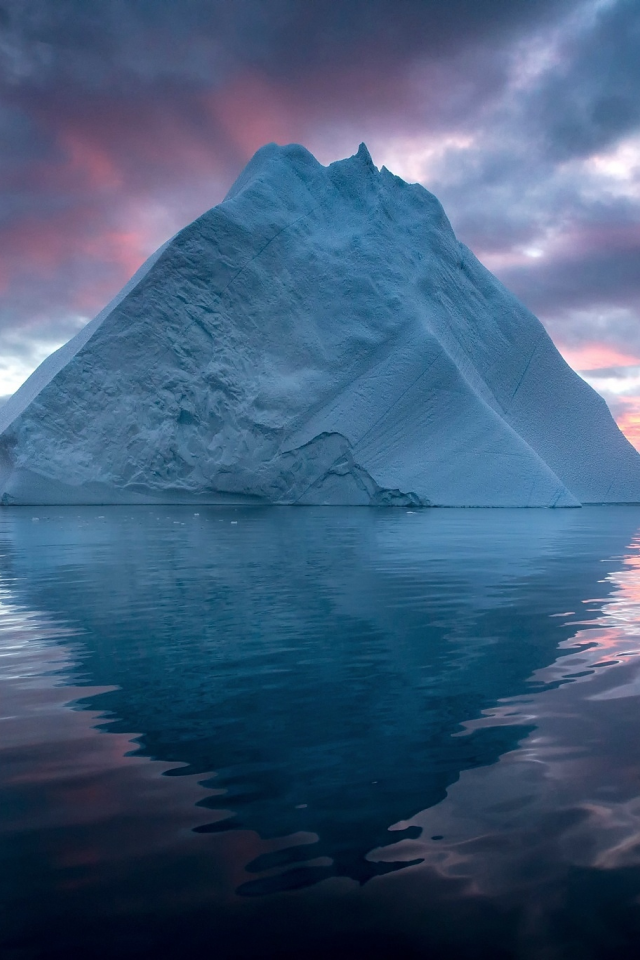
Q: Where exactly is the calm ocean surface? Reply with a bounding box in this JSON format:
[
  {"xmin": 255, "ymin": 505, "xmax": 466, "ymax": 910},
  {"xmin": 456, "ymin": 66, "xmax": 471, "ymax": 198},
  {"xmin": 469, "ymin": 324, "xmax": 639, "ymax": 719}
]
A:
[{"xmin": 3, "ymin": 506, "xmax": 640, "ymax": 959}]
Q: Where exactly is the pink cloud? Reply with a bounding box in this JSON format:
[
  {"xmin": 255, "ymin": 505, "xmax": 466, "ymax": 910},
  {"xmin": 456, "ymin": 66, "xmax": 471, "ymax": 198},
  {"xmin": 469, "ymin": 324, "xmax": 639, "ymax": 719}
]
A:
[
  {"xmin": 558, "ymin": 342, "xmax": 640, "ymax": 371},
  {"xmin": 58, "ymin": 129, "xmax": 124, "ymax": 192},
  {"xmin": 207, "ymin": 73, "xmax": 297, "ymax": 161},
  {"xmin": 0, "ymin": 65, "xmax": 414, "ymax": 331},
  {"xmin": 615, "ymin": 398, "xmax": 640, "ymax": 453}
]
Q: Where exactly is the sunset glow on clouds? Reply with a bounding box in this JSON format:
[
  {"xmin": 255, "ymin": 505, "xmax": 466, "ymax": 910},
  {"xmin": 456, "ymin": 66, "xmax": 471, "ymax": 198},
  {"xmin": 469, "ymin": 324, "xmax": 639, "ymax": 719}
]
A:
[
  {"xmin": 555, "ymin": 338, "xmax": 640, "ymax": 452},
  {"xmin": 557, "ymin": 343, "xmax": 640, "ymax": 372},
  {"xmin": 1, "ymin": 0, "xmax": 639, "ymax": 446},
  {"xmin": 616, "ymin": 403, "xmax": 640, "ymax": 450}
]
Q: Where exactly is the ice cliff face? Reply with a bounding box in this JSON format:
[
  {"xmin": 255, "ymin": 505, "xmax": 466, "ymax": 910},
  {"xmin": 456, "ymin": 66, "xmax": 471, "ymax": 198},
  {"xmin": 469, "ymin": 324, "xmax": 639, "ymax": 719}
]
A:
[{"xmin": 1, "ymin": 142, "xmax": 639, "ymax": 506}]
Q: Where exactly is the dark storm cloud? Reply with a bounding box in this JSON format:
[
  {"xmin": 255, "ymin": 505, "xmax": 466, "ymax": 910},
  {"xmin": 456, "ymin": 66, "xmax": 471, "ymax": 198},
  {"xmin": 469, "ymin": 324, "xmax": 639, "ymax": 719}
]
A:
[
  {"xmin": 417, "ymin": 0, "xmax": 640, "ymax": 357},
  {"xmin": 501, "ymin": 228, "xmax": 640, "ymax": 318},
  {"xmin": 0, "ymin": 0, "xmax": 579, "ymax": 169},
  {"xmin": 439, "ymin": 159, "xmax": 640, "ymax": 326},
  {"xmin": 1, "ymin": 0, "xmax": 577, "ymax": 88},
  {"xmin": 527, "ymin": 0, "xmax": 640, "ymax": 160}
]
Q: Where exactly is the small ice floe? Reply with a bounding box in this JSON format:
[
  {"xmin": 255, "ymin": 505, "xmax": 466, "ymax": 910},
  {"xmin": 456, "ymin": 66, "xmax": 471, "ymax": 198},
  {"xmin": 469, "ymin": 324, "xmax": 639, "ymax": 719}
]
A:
[
  {"xmin": 295, "ymin": 804, "xmax": 307, "ymax": 809},
  {"xmin": 31, "ymin": 517, "xmax": 39, "ymax": 522},
  {"xmin": 230, "ymin": 521, "xmax": 238, "ymax": 524}
]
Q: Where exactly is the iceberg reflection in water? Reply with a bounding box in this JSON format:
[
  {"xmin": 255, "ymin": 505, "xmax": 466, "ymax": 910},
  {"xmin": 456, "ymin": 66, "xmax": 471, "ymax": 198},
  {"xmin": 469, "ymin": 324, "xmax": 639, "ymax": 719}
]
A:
[{"xmin": 3, "ymin": 506, "xmax": 640, "ymax": 958}]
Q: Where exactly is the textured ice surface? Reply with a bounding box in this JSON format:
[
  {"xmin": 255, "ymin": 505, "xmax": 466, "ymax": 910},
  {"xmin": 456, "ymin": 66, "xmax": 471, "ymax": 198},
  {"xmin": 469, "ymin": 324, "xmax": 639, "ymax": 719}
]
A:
[{"xmin": 1, "ymin": 142, "xmax": 639, "ymax": 506}]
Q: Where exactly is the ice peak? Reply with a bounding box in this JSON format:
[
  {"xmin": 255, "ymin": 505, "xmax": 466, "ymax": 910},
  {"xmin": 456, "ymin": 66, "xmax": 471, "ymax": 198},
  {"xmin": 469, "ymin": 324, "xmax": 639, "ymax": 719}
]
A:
[
  {"xmin": 355, "ymin": 142, "xmax": 374, "ymax": 167},
  {"xmin": 224, "ymin": 142, "xmax": 321, "ymax": 201}
]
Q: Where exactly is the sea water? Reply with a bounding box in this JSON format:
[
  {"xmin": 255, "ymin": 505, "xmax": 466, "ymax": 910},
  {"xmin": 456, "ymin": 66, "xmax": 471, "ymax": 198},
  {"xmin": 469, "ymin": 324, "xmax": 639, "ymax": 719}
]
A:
[{"xmin": 2, "ymin": 506, "xmax": 640, "ymax": 959}]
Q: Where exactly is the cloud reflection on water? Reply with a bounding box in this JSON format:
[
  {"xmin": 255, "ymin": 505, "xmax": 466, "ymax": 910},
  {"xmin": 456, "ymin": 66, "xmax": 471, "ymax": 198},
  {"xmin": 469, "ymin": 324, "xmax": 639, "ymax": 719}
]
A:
[
  {"xmin": 369, "ymin": 526, "xmax": 640, "ymax": 899},
  {"xmin": 3, "ymin": 507, "xmax": 640, "ymax": 958}
]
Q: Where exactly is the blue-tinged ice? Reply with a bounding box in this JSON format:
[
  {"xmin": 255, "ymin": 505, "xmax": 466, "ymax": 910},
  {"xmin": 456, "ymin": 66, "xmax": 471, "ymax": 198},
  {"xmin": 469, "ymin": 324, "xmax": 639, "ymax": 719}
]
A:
[{"xmin": 1, "ymin": 143, "xmax": 639, "ymax": 506}]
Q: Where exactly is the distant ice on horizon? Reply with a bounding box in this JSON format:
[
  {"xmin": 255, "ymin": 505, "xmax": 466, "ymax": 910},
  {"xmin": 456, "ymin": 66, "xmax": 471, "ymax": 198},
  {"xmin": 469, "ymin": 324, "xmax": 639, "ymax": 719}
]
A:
[{"xmin": 1, "ymin": 142, "xmax": 639, "ymax": 507}]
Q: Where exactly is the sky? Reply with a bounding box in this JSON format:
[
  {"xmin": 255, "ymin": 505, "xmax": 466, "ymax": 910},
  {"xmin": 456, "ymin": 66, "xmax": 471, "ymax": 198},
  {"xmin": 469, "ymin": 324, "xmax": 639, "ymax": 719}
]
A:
[{"xmin": 1, "ymin": 0, "xmax": 640, "ymax": 445}]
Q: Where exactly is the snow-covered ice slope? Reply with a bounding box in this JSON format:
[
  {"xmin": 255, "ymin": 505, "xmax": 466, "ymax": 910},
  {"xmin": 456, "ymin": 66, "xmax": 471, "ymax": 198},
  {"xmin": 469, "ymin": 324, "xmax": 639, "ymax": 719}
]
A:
[{"xmin": 1, "ymin": 142, "xmax": 638, "ymax": 506}]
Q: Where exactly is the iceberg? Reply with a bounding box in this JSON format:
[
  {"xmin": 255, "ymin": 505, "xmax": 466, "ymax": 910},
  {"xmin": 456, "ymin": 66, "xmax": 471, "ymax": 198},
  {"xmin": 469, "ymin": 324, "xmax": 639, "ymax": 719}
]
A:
[{"xmin": 1, "ymin": 142, "xmax": 639, "ymax": 506}]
